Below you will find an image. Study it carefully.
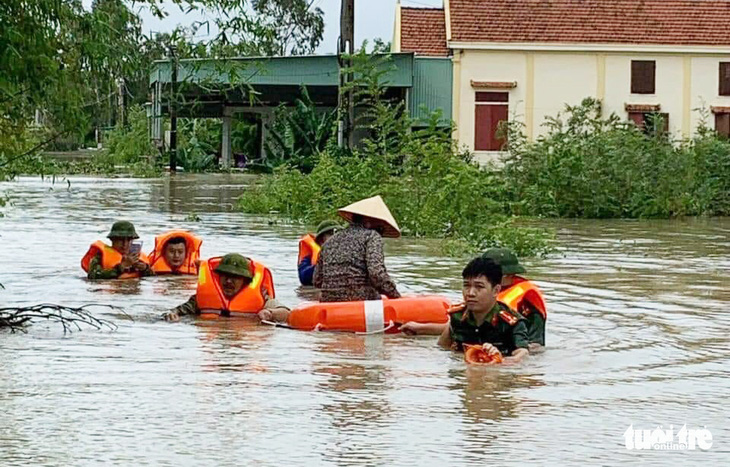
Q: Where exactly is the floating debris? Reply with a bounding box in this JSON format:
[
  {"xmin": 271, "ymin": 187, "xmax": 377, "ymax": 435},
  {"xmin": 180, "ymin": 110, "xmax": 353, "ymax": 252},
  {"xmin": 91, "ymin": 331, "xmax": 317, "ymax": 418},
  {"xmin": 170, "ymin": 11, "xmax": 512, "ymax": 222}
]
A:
[{"xmin": 0, "ymin": 303, "xmax": 126, "ymax": 333}]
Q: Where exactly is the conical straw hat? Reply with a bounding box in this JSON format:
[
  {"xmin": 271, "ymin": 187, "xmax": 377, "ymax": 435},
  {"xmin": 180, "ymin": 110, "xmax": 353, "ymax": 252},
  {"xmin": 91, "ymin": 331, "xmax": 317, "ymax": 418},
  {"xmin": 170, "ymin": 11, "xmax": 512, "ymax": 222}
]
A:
[{"xmin": 337, "ymin": 195, "xmax": 401, "ymax": 238}]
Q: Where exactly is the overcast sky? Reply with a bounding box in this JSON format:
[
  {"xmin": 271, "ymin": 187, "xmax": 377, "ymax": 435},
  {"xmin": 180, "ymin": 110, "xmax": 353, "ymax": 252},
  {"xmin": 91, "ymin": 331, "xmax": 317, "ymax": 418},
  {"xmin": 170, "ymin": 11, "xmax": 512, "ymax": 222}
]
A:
[{"xmin": 130, "ymin": 0, "xmax": 443, "ymax": 54}]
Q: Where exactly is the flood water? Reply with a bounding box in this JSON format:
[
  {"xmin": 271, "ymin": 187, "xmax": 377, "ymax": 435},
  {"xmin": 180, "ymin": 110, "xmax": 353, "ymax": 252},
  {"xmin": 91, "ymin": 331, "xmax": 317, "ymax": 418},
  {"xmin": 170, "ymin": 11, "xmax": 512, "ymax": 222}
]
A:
[{"xmin": 1, "ymin": 174, "xmax": 728, "ymax": 465}]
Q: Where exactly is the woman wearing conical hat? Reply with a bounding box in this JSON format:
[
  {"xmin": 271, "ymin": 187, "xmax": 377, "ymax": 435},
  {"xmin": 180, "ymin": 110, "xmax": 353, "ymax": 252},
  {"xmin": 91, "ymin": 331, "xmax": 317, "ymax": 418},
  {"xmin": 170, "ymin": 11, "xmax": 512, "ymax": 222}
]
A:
[{"xmin": 313, "ymin": 195, "xmax": 402, "ymax": 302}]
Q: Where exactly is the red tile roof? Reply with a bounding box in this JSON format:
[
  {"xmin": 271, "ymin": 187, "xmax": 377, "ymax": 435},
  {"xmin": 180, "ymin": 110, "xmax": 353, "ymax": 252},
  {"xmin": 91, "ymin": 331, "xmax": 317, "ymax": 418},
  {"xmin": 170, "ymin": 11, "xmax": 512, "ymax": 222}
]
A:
[
  {"xmin": 400, "ymin": 7, "xmax": 449, "ymax": 56},
  {"xmin": 449, "ymin": 0, "xmax": 730, "ymax": 46}
]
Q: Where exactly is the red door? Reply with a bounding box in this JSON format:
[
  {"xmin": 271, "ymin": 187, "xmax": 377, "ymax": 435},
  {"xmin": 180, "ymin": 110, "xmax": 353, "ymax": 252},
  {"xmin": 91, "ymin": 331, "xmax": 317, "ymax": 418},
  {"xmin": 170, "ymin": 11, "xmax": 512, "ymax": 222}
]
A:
[{"xmin": 475, "ymin": 104, "xmax": 508, "ymax": 151}]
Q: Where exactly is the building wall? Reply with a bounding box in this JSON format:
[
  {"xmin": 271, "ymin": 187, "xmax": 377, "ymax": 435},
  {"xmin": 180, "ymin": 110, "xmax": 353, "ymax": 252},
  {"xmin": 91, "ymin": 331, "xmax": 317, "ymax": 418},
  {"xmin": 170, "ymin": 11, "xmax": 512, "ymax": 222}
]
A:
[
  {"xmin": 453, "ymin": 50, "xmax": 527, "ymax": 159},
  {"xmin": 691, "ymin": 57, "xmax": 730, "ymax": 130},
  {"xmin": 453, "ymin": 48, "xmax": 730, "ymax": 164},
  {"xmin": 411, "ymin": 57, "xmax": 453, "ymax": 125}
]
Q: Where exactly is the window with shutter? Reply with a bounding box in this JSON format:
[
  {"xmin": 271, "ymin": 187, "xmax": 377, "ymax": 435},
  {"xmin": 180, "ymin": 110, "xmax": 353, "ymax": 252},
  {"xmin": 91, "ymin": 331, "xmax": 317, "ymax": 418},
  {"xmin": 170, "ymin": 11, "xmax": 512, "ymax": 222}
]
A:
[
  {"xmin": 720, "ymin": 63, "xmax": 730, "ymax": 96},
  {"xmin": 631, "ymin": 61, "xmax": 656, "ymax": 94},
  {"xmin": 474, "ymin": 92, "xmax": 509, "ymax": 151}
]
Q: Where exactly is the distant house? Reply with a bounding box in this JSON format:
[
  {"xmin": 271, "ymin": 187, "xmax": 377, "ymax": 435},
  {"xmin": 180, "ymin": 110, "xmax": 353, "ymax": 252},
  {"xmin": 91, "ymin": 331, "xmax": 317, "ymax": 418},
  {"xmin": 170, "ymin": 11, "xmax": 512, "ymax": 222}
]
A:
[{"xmin": 394, "ymin": 0, "xmax": 730, "ymax": 162}]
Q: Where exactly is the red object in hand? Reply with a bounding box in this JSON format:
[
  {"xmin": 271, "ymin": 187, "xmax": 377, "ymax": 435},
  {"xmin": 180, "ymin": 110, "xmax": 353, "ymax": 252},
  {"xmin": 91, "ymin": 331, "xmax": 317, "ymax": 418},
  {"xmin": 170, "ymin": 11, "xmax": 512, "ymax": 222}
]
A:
[{"xmin": 464, "ymin": 344, "xmax": 504, "ymax": 365}]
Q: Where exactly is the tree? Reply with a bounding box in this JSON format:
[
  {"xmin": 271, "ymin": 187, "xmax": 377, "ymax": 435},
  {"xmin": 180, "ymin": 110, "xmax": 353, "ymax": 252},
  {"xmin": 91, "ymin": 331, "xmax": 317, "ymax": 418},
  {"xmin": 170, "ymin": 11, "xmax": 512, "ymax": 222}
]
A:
[{"xmin": 252, "ymin": 0, "xmax": 325, "ymax": 55}]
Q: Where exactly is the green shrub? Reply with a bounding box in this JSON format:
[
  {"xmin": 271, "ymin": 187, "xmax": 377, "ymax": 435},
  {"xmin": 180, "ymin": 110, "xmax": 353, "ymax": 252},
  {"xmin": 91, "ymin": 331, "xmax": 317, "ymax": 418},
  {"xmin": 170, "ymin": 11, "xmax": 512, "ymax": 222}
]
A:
[
  {"xmin": 104, "ymin": 105, "xmax": 156, "ymax": 164},
  {"xmin": 502, "ymin": 98, "xmax": 730, "ymax": 218},
  {"xmin": 239, "ymin": 51, "xmax": 553, "ymax": 258}
]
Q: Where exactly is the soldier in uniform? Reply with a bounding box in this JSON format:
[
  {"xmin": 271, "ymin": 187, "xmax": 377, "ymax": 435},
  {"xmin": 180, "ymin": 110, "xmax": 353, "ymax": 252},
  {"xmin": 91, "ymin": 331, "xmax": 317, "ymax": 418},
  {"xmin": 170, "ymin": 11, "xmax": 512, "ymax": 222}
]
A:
[
  {"xmin": 437, "ymin": 256, "xmax": 530, "ymax": 364},
  {"xmin": 81, "ymin": 221, "xmax": 152, "ymax": 280},
  {"xmin": 297, "ymin": 220, "xmax": 340, "ymax": 286},
  {"xmin": 163, "ymin": 253, "xmax": 289, "ymax": 323},
  {"xmin": 482, "ymin": 248, "xmax": 546, "ymax": 350}
]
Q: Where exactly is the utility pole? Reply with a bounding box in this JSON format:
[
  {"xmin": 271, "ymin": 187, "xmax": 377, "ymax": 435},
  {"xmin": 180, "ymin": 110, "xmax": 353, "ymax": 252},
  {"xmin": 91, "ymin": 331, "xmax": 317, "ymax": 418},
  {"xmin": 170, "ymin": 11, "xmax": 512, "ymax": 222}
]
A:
[
  {"xmin": 117, "ymin": 78, "xmax": 127, "ymax": 127},
  {"xmin": 167, "ymin": 45, "xmax": 178, "ymax": 174},
  {"xmin": 338, "ymin": 0, "xmax": 354, "ymax": 149}
]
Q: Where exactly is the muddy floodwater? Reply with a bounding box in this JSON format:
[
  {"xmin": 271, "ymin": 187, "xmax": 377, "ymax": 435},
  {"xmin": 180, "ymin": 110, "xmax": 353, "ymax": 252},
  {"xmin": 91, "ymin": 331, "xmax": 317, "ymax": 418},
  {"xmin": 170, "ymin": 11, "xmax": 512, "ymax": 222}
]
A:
[{"xmin": 1, "ymin": 175, "xmax": 728, "ymax": 465}]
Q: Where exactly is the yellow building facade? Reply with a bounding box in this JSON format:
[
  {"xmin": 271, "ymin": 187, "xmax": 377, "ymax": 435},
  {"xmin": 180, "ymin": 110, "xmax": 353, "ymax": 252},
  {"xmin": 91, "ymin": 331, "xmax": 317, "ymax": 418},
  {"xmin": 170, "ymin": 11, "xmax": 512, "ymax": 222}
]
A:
[{"xmin": 395, "ymin": 1, "xmax": 730, "ymax": 163}]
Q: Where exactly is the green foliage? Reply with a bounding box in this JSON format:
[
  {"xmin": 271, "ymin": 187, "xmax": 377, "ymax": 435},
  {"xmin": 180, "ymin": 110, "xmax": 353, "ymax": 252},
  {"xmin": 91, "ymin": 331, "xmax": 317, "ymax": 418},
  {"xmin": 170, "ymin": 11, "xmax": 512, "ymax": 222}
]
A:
[
  {"xmin": 263, "ymin": 87, "xmax": 337, "ymax": 173},
  {"xmin": 502, "ymin": 98, "xmax": 730, "ymax": 218},
  {"xmin": 251, "ymin": 0, "xmax": 325, "ymax": 56},
  {"xmin": 1, "ymin": 0, "xmax": 326, "ymax": 172},
  {"xmin": 240, "ymin": 51, "xmax": 554, "ymax": 258},
  {"xmin": 177, "ymin": 119, "xmax": 220, "ymax": 172},
  {"xmin": 104, "ymin": 105, "xmax": 156, "ymax": 164}
]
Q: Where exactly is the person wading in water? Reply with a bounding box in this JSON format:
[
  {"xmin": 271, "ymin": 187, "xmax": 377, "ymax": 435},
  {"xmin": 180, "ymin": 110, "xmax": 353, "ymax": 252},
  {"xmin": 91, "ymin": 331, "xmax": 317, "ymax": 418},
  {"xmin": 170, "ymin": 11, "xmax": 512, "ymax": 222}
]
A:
[{"xmin": 314, "ymin": 195, "xmax": 401, "ymax": 302}]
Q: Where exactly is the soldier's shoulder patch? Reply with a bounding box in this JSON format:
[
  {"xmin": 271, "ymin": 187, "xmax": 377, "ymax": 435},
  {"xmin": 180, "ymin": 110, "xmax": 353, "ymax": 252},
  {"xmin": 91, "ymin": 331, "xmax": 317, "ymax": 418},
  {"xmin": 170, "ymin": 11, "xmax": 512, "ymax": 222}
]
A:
[
  {"xmin": 447, "ymin": 303, "xmax": 466, "ymax": 315},
  {"xmin": 498, "ymin": 307, "xmax": 522, "ymax": 326}
]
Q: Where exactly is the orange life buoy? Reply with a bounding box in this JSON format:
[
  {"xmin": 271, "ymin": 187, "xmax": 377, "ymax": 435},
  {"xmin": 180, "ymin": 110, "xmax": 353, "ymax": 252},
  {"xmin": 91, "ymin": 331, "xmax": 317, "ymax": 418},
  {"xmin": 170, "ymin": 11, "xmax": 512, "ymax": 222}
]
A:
[
  {"xmin": 499, "ymin": 277, "xmax": 547, "ymax": 319},
  {"xmin": 297, "ymin": 234, "xmax": 321, "ymax": 265},
  {"xmin": 463, "ymin": 344, "xmax": 504, "ymax": 365},
  {"xmin": 196, "ymin": 257, "xmax": 275, "ymax": 319},
  {"xmin": 148, "ymin": 230, "xmax": 202, "ymax": 275},
  {"xmin": 287, "ymin": 295, "xmax": 451, "ymax": 333},
  {"xmin": 81, "ymin": 240, "xmax": 150, "ymax": 279}
]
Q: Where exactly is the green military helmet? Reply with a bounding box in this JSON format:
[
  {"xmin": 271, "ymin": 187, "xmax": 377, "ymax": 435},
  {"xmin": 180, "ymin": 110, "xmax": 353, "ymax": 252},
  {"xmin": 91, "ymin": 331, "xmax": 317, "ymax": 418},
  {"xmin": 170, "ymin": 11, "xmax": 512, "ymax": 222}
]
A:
[
  {"xmin": 214, "ymin": 253, "xmax": 253, "ymax": 279},
  {"xmin": 107, "ymin": 220, "xmax": 139, "ymax": 239},
  {"xmin": 482, "ymin": 248, "xmax": 526, "ymax": 275},
  {"xmin": 315, "ymin": 219, "xmax": 340, "ymax": 239}
]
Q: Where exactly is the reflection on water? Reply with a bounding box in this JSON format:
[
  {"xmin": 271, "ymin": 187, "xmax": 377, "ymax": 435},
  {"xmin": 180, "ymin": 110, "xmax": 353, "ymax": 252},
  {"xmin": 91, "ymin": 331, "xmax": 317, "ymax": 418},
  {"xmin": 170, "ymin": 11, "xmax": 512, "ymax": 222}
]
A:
[{"xmin": 1, "ymin": 175, "xmax": 728, "ymax": 465}]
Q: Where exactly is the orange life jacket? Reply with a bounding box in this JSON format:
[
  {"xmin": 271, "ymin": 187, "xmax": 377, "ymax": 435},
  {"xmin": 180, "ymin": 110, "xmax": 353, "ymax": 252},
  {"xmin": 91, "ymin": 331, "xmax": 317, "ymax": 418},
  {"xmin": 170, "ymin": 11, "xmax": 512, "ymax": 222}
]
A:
[
  {"xmin": 81, "ymin": 240, "xmax": 150, "ymax": 279},
  {"xmin": 148, "ymin": 230, "xmax": 202, "ymax": 275},
  {"xmin": 196, "ymin": 257, "xmax": 275, "ymax": 318},
  {"xmin": 498, "ymin": 277, "xmax": 547, "ymax": 319},
  {"xmin": 297, "ymin": 234, "xmax": 321, "ymax": 265}
]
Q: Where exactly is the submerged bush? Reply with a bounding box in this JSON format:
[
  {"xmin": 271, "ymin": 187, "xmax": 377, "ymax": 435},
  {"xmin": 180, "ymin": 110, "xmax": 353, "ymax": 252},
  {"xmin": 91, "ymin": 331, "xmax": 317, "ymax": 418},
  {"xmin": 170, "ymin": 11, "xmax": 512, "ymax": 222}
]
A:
[{"xmin": 502, "ymin": 98, "xmax": 730, "ymax": 218}]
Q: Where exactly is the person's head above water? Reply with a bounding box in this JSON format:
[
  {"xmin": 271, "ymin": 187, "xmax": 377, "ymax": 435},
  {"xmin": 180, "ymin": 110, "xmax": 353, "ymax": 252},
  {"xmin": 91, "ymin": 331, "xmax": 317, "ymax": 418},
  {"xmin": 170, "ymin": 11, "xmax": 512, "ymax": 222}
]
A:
[
  {"xmin": 337, "ymin": 195, "xmax": 401, "ymax": 238},
  {"xmin": 214, "ymin": 253, "xmax": 253, "ymax": 299},
  {"xmin": 481, "ymin": 248, "xmax": 525, "ymax": 286},
  {"xmin": 314, "ymin": 220, "xmax": 340, "ymax": 245},
  {"xmin": 462, "ymin": 256, "xmax": 503, "ymax": 314},
  {"xmin": 164, "ymin": 237, "xmax": 187, "ymax": 269},
  {"xmin": 107, "ymin": 221, "xmax": 139, "ymax": 254}
]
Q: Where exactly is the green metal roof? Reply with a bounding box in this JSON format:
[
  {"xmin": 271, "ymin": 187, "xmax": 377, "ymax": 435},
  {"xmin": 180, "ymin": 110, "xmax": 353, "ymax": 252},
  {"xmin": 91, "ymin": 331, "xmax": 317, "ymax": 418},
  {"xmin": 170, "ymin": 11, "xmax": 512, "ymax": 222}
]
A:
[
  {"xmin": 151, "ymin": 53, "xmax": 415, "ymax": 88},
  {"xmin": 149, "ymin": 53, "xmax": 453, "ymax": 126}
]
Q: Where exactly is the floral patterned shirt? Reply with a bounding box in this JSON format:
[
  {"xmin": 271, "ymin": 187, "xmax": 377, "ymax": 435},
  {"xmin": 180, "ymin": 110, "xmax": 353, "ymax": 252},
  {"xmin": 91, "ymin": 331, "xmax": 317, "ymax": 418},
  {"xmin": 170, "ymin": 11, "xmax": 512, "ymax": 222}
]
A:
[{"xmin": 313, "ymin": 225, "xmax": 401, "ymax": 302}]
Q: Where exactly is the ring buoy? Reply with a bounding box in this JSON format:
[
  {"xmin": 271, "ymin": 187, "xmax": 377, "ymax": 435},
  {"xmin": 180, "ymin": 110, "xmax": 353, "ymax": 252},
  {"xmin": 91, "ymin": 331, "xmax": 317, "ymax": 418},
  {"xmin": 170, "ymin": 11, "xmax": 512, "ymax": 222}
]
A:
[
  {"xmin": 464, "ymin": 344, "xmax": 504, "ymax": 365},
  {"xmin": 287, "ymin": 295, "xmax": 451, "ymax": 333}
]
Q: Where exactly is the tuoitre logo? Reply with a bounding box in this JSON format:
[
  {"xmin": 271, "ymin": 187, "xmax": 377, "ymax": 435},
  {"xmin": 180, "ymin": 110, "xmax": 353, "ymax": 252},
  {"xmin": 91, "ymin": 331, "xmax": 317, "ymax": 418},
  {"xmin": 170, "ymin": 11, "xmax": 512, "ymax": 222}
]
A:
[{"xmin": 624, "ymin": 424, "xmax": 713, "ymax": 451}]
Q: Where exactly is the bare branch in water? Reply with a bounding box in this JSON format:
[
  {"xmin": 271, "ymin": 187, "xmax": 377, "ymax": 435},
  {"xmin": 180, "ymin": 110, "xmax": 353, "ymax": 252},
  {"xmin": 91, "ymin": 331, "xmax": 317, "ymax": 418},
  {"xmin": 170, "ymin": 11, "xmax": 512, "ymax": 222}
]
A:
[{"xmin": 0, "ymin": 304, "xmax": 123, "ymax": 333}]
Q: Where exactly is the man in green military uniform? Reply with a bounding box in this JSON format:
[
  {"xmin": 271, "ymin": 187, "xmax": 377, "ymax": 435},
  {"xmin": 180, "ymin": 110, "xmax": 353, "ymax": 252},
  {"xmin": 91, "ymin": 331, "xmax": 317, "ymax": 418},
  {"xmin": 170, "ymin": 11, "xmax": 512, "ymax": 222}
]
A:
[
  {"xmin": 482, "ymin": 248, "xmax": 546, "ymax": 350},
  {"xmin": 163, "ymin": 253, "xmax": 289, "ymax": 323},
  {"xmin": 438, "ymin": 256, "xmax": 530, "ymax": 363},
  {"xmin": 84, "ymin": 221, "xmax": 152, "ymax": 280}
]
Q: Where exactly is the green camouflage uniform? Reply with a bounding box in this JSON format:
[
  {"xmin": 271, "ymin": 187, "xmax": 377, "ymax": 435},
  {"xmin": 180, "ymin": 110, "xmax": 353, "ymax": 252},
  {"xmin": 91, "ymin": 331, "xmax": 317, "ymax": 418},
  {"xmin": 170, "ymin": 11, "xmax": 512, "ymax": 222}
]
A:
[
  {"xmin": 170, "ymin": 294, "xmax": 286, "ymax": 317},
  {"xmin": 87, "ymin": 255, "xmax": 152, "ymax": 280},
  {"xmin": 169, "ymin": 253, "xmax": 287, "ymax": 318},
  {"xmin": 87, "ymin": 220, "xmax": 152, "ymax": 279}
]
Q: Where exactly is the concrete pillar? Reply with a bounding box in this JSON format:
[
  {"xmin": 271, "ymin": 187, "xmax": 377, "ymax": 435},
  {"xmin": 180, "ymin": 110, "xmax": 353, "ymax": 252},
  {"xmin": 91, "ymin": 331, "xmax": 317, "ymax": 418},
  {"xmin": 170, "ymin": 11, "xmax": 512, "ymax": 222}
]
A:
[
  {"xmin": 221, "ymin": 109, "xmax": 232, "ymax": 169},
  {"xmin": 259, "ymin": 113, "xmax": 271, "ymax": 160}
]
